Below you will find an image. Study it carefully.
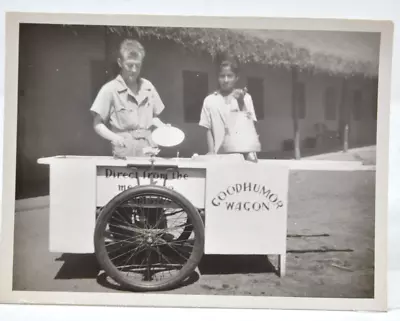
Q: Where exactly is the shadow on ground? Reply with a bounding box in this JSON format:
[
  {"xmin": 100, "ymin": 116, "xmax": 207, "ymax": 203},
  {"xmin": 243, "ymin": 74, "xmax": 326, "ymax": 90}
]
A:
[
  {"xmin": 198, "ymin": 255, "xmax": 277, "ymax": 275},
  {"xmin": 53, "ymin": 247, "xmax": 353, "ymax": 281},
  {"xmin": 54, "ymin": 254, "xmax": 100, "ymax": 279},
  {"xmin": 53, "ymin": 252, "xmax": 278, "ymax": 291}
]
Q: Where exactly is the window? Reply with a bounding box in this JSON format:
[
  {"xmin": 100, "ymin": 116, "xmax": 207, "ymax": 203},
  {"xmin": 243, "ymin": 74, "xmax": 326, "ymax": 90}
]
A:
[
  {"xmin": 294, "ymin": 81, "xmax": 306, "ymax": 119},
  {"xmin": 246, "ymin": 77, "xmax": 265, "ymax": 120},
  {"xmin": 182, "ymin": 70, "xmax": 209, "ymax": 123},
  {"xmin": 324, "ymin": 86, "xmax": 338, "ymax": 121},
  {"xmin": 352, "ymin": 89, "xmax": 363, "ymax": 121}
]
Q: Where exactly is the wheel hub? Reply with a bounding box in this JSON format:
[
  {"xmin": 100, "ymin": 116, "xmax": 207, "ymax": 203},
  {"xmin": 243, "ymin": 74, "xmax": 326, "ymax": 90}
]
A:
[{"xmin": 145, "ymin": 234, "xmax": 154, "ymax": 244}]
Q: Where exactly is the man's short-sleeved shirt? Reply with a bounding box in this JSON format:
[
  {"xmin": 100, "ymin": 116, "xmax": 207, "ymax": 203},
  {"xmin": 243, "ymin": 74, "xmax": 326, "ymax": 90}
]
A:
[
  {"xmin": 90, "ymin": 75, "xmax": 165, "ymax": 132},
  {"xmin": 199, "ymin": 90, "xmax": 257, "ymax": 153}
]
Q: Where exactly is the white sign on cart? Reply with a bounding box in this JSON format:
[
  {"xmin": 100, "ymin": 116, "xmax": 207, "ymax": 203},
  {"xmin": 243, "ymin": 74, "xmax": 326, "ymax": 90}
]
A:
[
  {"xmin": 204, "ymin": 162, "xmax": 289, "ymax": 276},
  {"xmin": 96, "ymin": 166, "xmax": 206, "ymax": 209}
]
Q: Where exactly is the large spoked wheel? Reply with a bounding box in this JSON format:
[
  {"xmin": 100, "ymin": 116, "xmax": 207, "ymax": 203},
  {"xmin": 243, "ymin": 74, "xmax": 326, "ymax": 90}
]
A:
[{"xmin": 94, "ymin": 185, "xmax": 205, "ymax": 292}]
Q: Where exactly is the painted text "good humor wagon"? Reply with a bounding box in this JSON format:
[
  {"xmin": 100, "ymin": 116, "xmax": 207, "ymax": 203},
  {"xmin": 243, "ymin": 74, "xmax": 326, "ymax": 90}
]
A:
[{"xmin": 211, "ymin": 182, "xmax": 284, "ymax": 211}]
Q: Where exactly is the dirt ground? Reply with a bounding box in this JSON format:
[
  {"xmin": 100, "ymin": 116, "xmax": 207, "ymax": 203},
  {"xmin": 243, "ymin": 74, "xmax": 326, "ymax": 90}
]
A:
[
  {"xmin": 13, "ymin": 168, "xmax": 376, "ymax": 298},
  {"xmin": 304, "ymin": 145, "xmax": 376, "ymax": 165}
]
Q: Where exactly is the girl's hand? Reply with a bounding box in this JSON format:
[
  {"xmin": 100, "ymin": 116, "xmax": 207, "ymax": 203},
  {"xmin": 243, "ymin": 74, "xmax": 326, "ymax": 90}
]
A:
[{"xmin": 232, "ymin": 89, "xmax": 245, "ymax": 100}]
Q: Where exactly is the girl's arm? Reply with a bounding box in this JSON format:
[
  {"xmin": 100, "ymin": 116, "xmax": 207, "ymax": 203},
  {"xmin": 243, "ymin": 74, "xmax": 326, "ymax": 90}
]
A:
[
  {"xmin": 243, "ymin": 93, "xmax": 258, "ymax": 122},
  {"xmin": 199, "ymin": 99, "xmax": 215, "ymax": 154},
  {"xmin": 206, "ymin": 129, "xmax": 215, "ymax": 154},
  {"xmin": 233, "ymin": 88, "xmax": 257, "ymax": 121}
]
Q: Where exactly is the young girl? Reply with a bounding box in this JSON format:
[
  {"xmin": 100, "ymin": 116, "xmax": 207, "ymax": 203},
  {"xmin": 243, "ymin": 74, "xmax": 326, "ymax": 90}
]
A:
[{"xmin": 199, "ymin": 59, "xmax": 260, "ymax": 162}]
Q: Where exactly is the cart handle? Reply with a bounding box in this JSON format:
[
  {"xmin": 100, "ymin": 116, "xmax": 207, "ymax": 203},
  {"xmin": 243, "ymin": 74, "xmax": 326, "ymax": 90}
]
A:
[{"xmin": 126, "ymin": 164, "xmax": 179, "ymax": 170}]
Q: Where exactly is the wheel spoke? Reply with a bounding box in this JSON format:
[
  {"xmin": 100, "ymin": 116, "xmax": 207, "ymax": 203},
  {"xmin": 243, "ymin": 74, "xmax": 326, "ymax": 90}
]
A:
[
  {"xmin": 110, "ymin": 241, "xmax": 146, "ymax": 262},
  {"xmin": 106, "ymin": 235, "xmax": 143, "ymax": 249},
  {"xmin": 163, "ymin": 209, "xmax": 185, "ymax": 216},
  {"xmin": 166, "ymin": 243, "xmax": 191, "ymax": 262}
]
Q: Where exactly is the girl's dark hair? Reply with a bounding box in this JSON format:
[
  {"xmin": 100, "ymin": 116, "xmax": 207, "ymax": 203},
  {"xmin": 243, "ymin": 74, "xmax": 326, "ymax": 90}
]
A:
[{"xmin": 217, "ymin": 54, "xmax": 240, "ymax": 75}]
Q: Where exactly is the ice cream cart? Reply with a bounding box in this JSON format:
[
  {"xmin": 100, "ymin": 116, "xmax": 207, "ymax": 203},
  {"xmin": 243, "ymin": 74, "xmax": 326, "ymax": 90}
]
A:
[{"xmin": 37, "ymin": 127, "xmax": 289, "ymax": 292}]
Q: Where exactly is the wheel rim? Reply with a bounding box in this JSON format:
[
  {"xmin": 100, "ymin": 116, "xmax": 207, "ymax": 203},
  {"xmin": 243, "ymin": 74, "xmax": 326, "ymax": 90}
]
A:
[{"xmin": 96, "ymin": 189, "xmax": 203, "ymax": 290}]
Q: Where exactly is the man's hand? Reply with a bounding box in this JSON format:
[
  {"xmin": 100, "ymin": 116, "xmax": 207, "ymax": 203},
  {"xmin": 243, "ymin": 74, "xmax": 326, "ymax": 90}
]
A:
[
  {"xmin": 143, "ymin": 146, "xmax": 160, "ymax": 156},
  {"xmin": 111, "ymin": 136, "xmax": 125, "ymax": 148}
]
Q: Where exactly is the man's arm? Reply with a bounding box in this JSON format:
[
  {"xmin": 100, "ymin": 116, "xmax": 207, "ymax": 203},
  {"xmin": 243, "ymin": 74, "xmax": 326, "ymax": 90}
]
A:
[
  {"xmin": 90, "ymin": 84, "xmax": 124, "ymax": 146},
  {"xmin": 152, "ymin": 117, "xmax": 169, "ymax": 128},
  {"xmin": 93, "ymin": 114, "xmax": 122, "ymax": 143}
]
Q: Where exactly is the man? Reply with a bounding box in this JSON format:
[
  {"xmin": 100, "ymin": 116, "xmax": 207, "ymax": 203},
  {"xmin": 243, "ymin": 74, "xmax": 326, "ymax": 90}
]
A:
[{"xmin": 90, "ymin": 38, "xmax": 169, "ymax": 157}]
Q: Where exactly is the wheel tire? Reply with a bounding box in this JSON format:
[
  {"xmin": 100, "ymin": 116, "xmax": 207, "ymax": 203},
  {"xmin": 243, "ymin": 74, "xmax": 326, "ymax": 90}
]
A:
[{"xmin": 94, "ymin": 185, "xmax": 205, "ymax": 292}]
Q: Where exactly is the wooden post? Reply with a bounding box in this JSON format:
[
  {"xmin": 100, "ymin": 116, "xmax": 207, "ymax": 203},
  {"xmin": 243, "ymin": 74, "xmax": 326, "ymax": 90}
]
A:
[
  {"xmin": 339, "ymin": 78, "xmax": 349, "ymax": 152},
  {"xmin": 343, "ymin": 124, "xmax": 349, "ymax": 152},
  {"xmin": 291, "ymin": 67, "xmax": 301, "ymax": 160},
  {"xmin": 278, "ymin": 254, "xmax": 286, "ymax": 277}
]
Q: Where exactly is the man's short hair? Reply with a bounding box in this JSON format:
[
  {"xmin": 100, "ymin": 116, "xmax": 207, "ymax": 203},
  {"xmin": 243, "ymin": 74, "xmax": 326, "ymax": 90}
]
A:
[{"xmin": 119, "ymin": 39, "xmax": 146, "ymax": 60}]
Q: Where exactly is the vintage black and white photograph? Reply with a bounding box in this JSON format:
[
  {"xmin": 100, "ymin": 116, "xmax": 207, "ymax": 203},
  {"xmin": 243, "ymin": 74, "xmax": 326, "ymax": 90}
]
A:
[{"xmin": 0, "ymin": 12, "xmax": 393, "ymax": 311}]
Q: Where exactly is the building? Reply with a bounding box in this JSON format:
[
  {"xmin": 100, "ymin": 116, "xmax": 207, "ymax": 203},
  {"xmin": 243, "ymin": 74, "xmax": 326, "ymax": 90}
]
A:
[{"xmin": 15, "ymin": 24, "xmax": 380, "ymax": 199}]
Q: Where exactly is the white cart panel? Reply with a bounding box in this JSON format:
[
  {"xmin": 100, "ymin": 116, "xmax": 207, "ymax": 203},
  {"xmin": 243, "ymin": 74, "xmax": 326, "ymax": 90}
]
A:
[{"xmin": 204, "ymin": 162, "xmax": 289, "ymax": 256}]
